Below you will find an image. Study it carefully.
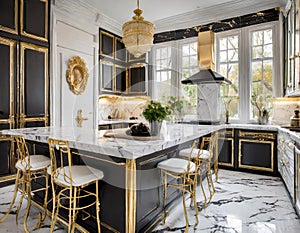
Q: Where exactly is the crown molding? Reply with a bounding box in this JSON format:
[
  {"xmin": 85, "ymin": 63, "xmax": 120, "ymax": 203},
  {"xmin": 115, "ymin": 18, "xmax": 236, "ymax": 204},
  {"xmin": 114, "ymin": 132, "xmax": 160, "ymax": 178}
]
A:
[
  {"xmin": 52, "ymin": 0, "xmax": 122, "ymax": 36},
  {"xmin": 154, "ymin": 0, "xmax": 285, "ymax": 33}
]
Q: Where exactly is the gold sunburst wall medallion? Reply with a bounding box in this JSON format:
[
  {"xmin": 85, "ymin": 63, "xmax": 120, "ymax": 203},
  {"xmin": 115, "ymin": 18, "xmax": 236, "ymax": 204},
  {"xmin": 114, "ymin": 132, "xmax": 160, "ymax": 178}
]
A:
[{"xmin": 66, "ymin": 56, "xmax": 89, "ymax": 95}]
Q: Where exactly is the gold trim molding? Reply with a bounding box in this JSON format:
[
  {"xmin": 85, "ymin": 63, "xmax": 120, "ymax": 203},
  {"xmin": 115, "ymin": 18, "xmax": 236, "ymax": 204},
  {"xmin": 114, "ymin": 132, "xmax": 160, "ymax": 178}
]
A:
[{"xmin": 66, "ymin": 56, "xmax": 89, "ymax": 95}]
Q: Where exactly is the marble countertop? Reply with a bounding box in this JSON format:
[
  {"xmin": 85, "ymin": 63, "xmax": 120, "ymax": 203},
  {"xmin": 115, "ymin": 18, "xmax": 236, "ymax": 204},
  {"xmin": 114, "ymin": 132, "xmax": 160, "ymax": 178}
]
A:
[
  {"xmin": 0, "ymin": 124, "xmax": 222, "ymax": 159},
  {"xmin": 1, "ymin": 123, "xmax": 299, "ymax": 159}
]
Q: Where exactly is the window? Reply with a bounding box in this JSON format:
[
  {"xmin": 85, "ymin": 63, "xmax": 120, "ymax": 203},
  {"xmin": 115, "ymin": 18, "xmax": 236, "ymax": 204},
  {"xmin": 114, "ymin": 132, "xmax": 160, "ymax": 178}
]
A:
[
  {"xmin": 250, "ymin": 29, "xmax": 273, "ymax": 119},
  {"xmin": 152, "ymin": 38, "xmax": 198, "ymax": 116},
  {"xmin": 180, "ymin": 41, "xmax": 198, "ymax": 114},
  {"xmin": 216, "ymin": 22, "xmax": 280, "ymax": 123},
  {"xmin": 218, "ymin": 34, "xmax": 239, "ymax": 119},
  {"xmin": 154, "ymin": 46, "xmax": 173, "ymax": 99}
]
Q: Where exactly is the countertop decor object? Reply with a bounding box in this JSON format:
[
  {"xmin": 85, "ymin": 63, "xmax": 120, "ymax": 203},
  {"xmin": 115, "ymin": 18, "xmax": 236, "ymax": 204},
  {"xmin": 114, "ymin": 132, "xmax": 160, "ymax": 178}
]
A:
[
  {"xmin": 142, "ymin": 100, "xmax": 170, "ymax": 136},
  {"xmin": 66, "ymin": 56, "xmax": 89, "ymax": 95},
  {"xmin": 291, "ymin": 109, "xmax": 300, "ymax": 127}
]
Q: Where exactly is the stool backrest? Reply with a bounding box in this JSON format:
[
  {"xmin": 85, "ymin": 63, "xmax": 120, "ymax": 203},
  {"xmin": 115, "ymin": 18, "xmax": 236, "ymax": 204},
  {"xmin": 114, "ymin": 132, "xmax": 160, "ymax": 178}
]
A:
[
  {"xmin": 48, "ymin": 138, "xmax": 74, "ymax": 186},
  {"xmin": 13, "ymin": 135, "xmax": 31, "ymax": 170},
  {"xmin": 197, "ymin": 132, "xmax": 218, "ymax": 161}
]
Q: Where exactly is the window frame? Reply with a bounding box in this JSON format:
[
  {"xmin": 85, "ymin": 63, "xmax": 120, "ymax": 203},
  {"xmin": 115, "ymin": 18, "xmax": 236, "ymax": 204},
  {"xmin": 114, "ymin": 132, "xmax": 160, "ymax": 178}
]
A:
[{"xmin": 216, "ymin": 21, "xmax": 281, "ymax": 123}]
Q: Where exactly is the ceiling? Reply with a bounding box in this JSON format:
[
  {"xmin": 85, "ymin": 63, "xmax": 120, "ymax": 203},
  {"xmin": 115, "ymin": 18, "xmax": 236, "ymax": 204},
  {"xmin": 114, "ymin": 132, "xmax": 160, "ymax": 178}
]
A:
[{"xmin": 82, "ymin": 0, "xmax": 288, "ymax": 33}]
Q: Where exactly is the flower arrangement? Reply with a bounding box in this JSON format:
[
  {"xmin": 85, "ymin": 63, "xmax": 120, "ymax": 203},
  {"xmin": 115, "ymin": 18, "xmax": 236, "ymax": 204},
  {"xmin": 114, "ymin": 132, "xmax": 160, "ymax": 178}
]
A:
[{"xmin": 142, "ymin": 100, "xmax": 170, "ymax": 123}]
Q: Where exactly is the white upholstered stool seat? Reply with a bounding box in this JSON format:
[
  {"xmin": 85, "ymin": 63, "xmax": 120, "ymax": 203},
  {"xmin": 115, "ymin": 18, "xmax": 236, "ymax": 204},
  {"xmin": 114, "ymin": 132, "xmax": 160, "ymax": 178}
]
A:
[
  {"xmin": 179, "ymin": 148, "xmax": 211, "ymax": 159},
  {"xmin": 53, "ymin": 165, "xmax": 104, "ymax": 187},
  {"xmin": 15, "ymin": 155, "xmax": 50, "ymax": 171},
  {"xmin": 157, "ymin": 158, "xmax": 196, "ymax": 174}
]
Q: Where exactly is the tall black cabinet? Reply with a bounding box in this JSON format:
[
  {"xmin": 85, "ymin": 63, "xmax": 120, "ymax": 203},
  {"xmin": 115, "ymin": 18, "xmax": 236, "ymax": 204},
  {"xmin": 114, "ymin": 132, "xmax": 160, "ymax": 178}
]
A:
[{"xmin": 0, "ymin": 0, "xmax": 50, "ymax": 183}]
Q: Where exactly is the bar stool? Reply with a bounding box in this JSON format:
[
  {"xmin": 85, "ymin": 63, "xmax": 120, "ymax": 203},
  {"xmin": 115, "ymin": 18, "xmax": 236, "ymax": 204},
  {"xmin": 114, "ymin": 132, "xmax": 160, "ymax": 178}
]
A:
[
  {"xmin": 179, "ymin": 132, "xmax": 218, "ymax": 209},
  {"xmin": 0, "ymin": 135, "xmax": 50, "ymax": 232},
  {"xmin": 48, "ymin": 138, "xmax": 104, "ymax": 233},
  {"xmin": 157, "ymin": 140, "xmax": 199, "ymax": 233}
]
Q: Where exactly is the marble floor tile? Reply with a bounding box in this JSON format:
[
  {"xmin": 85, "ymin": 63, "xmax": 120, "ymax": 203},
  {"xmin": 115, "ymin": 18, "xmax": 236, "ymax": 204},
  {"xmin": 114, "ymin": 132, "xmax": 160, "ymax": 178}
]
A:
[
  {"xmin": 0, "ymin": 169, "xmax": 299, "ymax": 232},
  {"xmin": 153, "ymin": 169, "xmax": 300, "ymax": 233}
]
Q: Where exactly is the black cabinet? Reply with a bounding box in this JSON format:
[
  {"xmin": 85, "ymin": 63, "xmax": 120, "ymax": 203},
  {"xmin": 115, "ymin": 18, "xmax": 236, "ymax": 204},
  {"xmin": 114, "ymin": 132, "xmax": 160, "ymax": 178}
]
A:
[
  {"xmin": 217, "ymin": 129, "xmax": 234, "ymax": 168},
  {"xmin": 128, "ymin": 65, "xmax": 146, "ymax": 94},
  {"xmin": 0, "ymin": 0, "xmax": 18, "ymax": 35},
  {"xmin": 237, "ymin": 130, "xmax": 276, "ymax": 173},
  {"xmin": 21, "ymin": 0, "xmax": 49, "ymax": 41},
  {"xmin": 0, "ymin": 1, "xmax": 50, "ymax": 183},
  {"xmin": 99, "ymin": 28, "xmax": 147, "ymax": 95}
]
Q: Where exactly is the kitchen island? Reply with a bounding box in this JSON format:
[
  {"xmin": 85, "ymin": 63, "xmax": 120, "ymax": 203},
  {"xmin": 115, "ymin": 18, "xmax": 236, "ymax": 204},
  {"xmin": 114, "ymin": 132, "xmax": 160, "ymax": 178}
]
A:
[{"xmin": 1, "ymin": 124, "xmax": 221, "ymax": 233}]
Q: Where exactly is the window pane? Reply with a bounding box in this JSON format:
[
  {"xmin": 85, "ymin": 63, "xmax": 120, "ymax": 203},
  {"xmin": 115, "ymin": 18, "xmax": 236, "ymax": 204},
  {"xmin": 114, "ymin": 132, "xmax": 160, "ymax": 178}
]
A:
[
  {"xmin": 190, "ymin": 55, "xmax": 198, "ymax": 67},
  {"xmin": 252, "ymin": 31, "xmax": 263, "ymax": 45},
  {"xmin": 228, "ymin": 36, "xmax": 238, "ymax": 49},
  {"xmin": 252, "ymin": 46, "xmax": 263, "ymax": 59},
  {"xmin": 182, "ymin": 44, "xmax": 189, "ymax": 55},
  {"xmin": 252, "ymin": 61, "xmax": 263, "ymax": 82},
  {"xmin": 263, "ymin": 44, "xmax": 273, "ymax": 57},
  {"xmin": 220, "ymin": 51, "xmax": 227, "ymax": 62},
  {"xmin": 264, "ymin": 30, "xmax": 272, "ymax": 44},
  {"xmin": 182, "ymin": 57, "xmax": 189, "ymax": 68},
  {"xmin": 228, "ymin": 49, "xmax": 238, "ymax": 62},
  {"xmin": 220, "ymin": 38, "xmax": 227, "ymax": 50}
]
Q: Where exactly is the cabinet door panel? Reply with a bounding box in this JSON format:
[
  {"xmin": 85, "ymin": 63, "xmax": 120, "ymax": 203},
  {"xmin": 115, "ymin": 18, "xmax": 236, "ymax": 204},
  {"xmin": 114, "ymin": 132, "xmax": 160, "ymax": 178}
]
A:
[
  {"xmin": 217, "ymin": 138, "xmax": 234, "ymax": 167},
  {"xmin": 239, "ymin": 139, "xmax": 273, "ymax": 172},
  {"xmin": 21, "ymin": 0, "xmax": 48, "ymax": 41},
  {"xmin": 129, "ymin": 66, "xmax": 146, "ymax": 93},
  {"xmin": 101, "ymin": 62, "xmax": 114, "ymax": 91},
  {"xmin": 115, "ymin": 66, "xmax": 126, "ymax": 92},
  {"xmin": 0, "ymin": 37, "xmax": 15, "ymax": 128},
  {"xmin": 20, "ymin": 42, "xmax": 48, "ymax": 127},
  {"xmin": 0, "ymin": 141, "xmax": 11, "ymax": 175},
  {"xmin": 0, "ymin": 0, "xmax": 18, "ymax": 34},
  {"xmin": 100, "ymin": 31, "xmax": 114, "ymax": 58}
]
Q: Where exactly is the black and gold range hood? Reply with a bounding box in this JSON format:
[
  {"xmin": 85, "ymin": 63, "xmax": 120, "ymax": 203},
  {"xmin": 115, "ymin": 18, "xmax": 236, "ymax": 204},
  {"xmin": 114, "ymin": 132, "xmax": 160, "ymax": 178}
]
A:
[{"xmin": 181, "ymin": 31, "xmax": 231, "ymax": 85}]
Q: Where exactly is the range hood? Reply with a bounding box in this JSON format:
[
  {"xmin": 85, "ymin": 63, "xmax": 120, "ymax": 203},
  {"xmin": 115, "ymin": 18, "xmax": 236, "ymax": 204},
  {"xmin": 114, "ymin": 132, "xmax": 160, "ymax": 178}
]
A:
[{"xmin": 181, "ymin": 31, "xmax": 232, "ymax": 85}]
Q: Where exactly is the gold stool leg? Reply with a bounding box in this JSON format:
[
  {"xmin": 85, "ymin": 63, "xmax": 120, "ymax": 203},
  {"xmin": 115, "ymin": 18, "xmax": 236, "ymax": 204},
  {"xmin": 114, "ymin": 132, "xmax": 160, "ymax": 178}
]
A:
[
  {"xmin": 15, "ymin": 172, "xmax": 26, "ymax": 223},
  {"xmin": 50, "ymin": 179, "xmax": 57, "ymax": 233},
  {"xmin": 162, "ymin": 172, "xmax": 167, "ymax": 225},
  {"xmin": 193, "ymin": 175, "xmax": 199, "ymax": 228},
  {"xmin": 0, "ymin": 170, "xmax": 21, "ymax": 223},
  {"xmin": 68, "ymin": 187, "xmax": 73, "ymax": 233},
  {"xmin": 182, "ymin": 189, "xmax": 189, "ymax": 233},
  {"xmin": 95, "ymin": 181, "xmax": 101, "ymax": 233},
  {"xmin": 199, "ymin": 173, "xmax": 207, "ymax": 209},
  {"xmin": 35, "ymin": 171, "xmax": 49, "ymax": 230},
  {"xmin": 207, "ymin": 165, "xmax": 215, "ymax": 202},
  {"xmin": 23, "ymin": 173, "xmax": 32, "ymax": 233},
  {"xmin": 71, "ymin": 187, "xmax": 77, "ymax": 233}
]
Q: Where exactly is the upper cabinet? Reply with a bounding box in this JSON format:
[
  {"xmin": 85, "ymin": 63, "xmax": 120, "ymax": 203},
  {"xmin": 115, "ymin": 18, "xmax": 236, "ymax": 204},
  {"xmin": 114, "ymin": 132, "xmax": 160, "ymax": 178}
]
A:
[
  {"xmin": 99, "ymin": 28, "xmax": 147, "ymax": 95},
  {"xmin": 20, "ymin": 0, "xmax": 49, "ymax": 42},
  {"xmin": 286, "ymin": 0, "xmax": 300, "ymax": 96},
  {"xmin": 0, "ymin": 0, "xmax": 49, "ymax": 42}
]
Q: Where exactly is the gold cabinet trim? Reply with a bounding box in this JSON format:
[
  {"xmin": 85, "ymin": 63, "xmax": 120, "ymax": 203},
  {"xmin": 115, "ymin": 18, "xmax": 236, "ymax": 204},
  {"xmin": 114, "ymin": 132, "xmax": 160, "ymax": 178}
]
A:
[
  {"xmin": 20, "ymin": 0, "xmax": 49, "ymax": 42},
  {"xmin": 99, "ymin": 30, "xmax": 115, "ymax": 59},
  {"xmin": 238, "ymin": 130, "xmax": 276, "ymax": 140},
  {"xmin": 238, "ymin": 139, "xmax": 274, "ymax": 172},
  {"xmin": 0, "ymin": 37, "xmax": 16, "ymax": 129},
  {"xmin": 0, "ymin": 0, "xmax": 18, "ymax": 35},
  {"xmin": 19, "ymin": 42, "xmax": 49, "ymax": 128}
]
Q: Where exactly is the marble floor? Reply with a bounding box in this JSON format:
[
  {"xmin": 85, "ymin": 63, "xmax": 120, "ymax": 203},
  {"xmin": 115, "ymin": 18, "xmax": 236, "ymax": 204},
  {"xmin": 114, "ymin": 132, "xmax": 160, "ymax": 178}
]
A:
[{"xmin": 0, "ymin": 169, "xmax": 299, "ymax": 232}]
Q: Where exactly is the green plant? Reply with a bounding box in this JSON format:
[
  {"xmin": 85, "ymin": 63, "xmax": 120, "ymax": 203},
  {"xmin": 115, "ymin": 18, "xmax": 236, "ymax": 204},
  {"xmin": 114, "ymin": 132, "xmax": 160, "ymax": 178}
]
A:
[
  {"xmin": 142, "ymin": 100, "xmax": 171, "ymax": 122},
  {"xmin": 165, "ymin": 96, "xmax": 184, "ymax": 115}
]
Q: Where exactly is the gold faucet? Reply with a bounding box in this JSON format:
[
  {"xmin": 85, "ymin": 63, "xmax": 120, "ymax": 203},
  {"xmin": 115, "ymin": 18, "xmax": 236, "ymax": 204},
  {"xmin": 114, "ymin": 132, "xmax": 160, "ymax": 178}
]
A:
[{"xmin": 75, "ymin": 109, "xmax": 88, "ymax": 127}]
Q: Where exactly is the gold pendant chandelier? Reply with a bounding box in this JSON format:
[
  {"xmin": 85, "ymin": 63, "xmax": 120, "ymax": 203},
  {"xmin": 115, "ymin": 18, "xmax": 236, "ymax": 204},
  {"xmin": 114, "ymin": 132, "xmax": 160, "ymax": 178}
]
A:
[{"xmin": 122, "ymin": 0, "xmax": 155, "ymax": 58}]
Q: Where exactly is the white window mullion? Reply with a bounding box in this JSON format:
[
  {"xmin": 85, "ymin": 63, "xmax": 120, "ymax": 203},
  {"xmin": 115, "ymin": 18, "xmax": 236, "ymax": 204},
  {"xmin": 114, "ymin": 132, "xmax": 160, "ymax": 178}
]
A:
[{"xmin": 241, "ymin": 27, "xmax": 251, "ymax": 123}]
